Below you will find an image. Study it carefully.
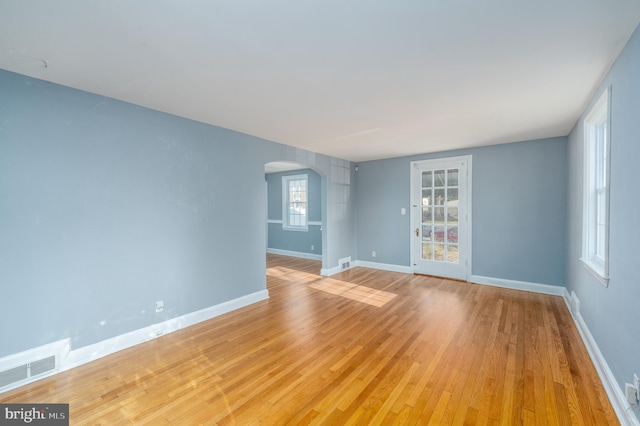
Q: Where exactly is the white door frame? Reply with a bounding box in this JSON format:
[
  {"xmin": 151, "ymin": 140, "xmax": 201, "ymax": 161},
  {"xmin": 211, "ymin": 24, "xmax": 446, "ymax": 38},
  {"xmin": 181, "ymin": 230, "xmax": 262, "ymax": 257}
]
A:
[{"xmin": 410, "ymin": 155, "xmax": 472, "ymax": 281}]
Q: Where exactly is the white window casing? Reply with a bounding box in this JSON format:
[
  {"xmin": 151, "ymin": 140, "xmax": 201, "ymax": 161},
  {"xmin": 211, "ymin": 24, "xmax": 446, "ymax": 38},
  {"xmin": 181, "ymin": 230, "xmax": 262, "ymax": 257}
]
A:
[
  {"xmin": 580, "ymin": 86, "xmax": 611, "ymax": 287},
  {"xmin": 282, "ymin": 174, "xmax": 308, "ymax": 231}
]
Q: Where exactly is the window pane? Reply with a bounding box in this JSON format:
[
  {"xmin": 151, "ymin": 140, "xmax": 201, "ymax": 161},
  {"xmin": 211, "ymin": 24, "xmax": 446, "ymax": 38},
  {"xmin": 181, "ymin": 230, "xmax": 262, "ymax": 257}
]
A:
[
  {"xmin": 422, "ymin": 243, "xmax": 433, "ymax": 260},
  {"xmin": 422, "ymin": 189, "xmax": 432, "ymax": 206},
  {"xmin": 447, "ymin": 245, "xmax": 459, "ymax": 263},
  {"xmin": 434, "ymin": 189, "xmax": 445, "ymax": 205},
  {"xmin": 596, "ymin": 191, "xmax": 605, "ymax": 224},
  {"xmin": 597, "ymin": 224, "xmax": 605, "ymax": 260},
  {"xmin": 422, "ymin": 225, "xmax": 432, "ymax": 242},
  {"xmin": 434, "ymin": 170, "xmax": 445, "ymax": 187},
  {"xmin": 447, "ymin": 207, "xmax": 458, "ymax": 224},
  {"xmin": 434, "ymin": 207, "xmax": 445, "ymax": 224},
  {"xmin": 434, "ymin": 226, "xmax": 445, "ymax": 242},
  {"xmin": 447, "ymin": 188, "xmax": 458, "ymax": 203},
  {"xmin": 447, "ymin": 227, "xmax": 458, "ymax": 244},
  {"xmin": 422, "ymin": 171, "xmax": 432, "ymax": 188},
  {"xmin": 447, "ymin": 169, "xmax": 459, "ymax": 186},
  {"xmin": 434, "ymin": 244, "xmax": 445, "ymax": 261},
  {"xmin": 422, "ymin": 207, "xmax": 432, "ymax": 223}
]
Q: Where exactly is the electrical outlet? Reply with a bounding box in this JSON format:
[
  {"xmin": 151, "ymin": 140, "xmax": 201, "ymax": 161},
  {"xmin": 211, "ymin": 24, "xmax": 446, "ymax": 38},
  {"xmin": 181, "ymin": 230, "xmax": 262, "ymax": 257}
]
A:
[
  {"xmin": 155, "ymin": 300, "xmax": 164, "ymax": 313},
  {"xmin": 626, "ymin": 383, "xmax": 638, "ymax": 409},
  {"xmin": 372, "ymin": 251, "xmax": 376, "ymax": 258},
  {"xmin": 311, "ymin": 245, "xmax": 314, "ymax": 251}
]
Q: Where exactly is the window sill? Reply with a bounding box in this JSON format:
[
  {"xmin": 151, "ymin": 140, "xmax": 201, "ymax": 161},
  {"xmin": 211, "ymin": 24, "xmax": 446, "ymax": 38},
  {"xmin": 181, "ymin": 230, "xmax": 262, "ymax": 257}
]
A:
[
  {"xmin": 282, "ymin": 226, "xmax": 308, "ymax": 232},
  {"xmin": 580, "ymin": 258, "xmax": 609, "ymax": 287}
]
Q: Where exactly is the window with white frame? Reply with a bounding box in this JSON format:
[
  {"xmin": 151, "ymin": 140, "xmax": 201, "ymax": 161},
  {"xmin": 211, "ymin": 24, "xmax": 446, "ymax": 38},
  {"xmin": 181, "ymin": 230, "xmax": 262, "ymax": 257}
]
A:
[
  {"xmin": 581, "ymin": 87, "xmax": 611, "ymax": 286},
  {"xmin": 282, "ymin": 174, "xmax": 308, "ymax": 231}
]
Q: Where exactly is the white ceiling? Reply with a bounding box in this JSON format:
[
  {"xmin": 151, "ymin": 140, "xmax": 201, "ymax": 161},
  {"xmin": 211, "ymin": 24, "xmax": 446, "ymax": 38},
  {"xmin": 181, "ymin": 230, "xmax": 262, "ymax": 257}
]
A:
[{"xmin": 1, "ymin": 1, "xmax": 639, "ymax": 162}]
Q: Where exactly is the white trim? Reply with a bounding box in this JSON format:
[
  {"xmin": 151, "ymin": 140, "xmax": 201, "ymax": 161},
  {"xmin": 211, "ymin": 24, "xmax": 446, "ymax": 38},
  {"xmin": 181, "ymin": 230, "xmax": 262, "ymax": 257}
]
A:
[
  {"xmin": 320, "ymin": 265, "xmax": 342, "ymax": 276},
  {"xmin": 0, "ymin": 290, "xmax": 269, "ymax": 394},
  {"xmin": 282, "ymin": 173, "xmax": 309, "ymax": 231},
  {"xmin": 61, "ymin": 289, "xmax": 268, "ymax": 372},
  {"xmin": 561, "ymin": 291, "xmax": 640, "ymax": 425},
  {"xmin": 580, "ymin": 257, "xmax": 610, "ymax": 286},
  {"xmin": 582, "ymin": 86, "xmax": 611, "ymax": 288},
  {"xmin": 266, "ymin": 248, "xmax": 322, "ymax": 260},
  {"xmin": 354, "ymin": 260, "xmax": 413, "ymax": 274},
  {"xmin": 268, "ymin": 219, "xmax": 321, "ymax": 226},
  {"xmin": 469, "ymin": 275, "xmax": 566, "ymax": 296}
]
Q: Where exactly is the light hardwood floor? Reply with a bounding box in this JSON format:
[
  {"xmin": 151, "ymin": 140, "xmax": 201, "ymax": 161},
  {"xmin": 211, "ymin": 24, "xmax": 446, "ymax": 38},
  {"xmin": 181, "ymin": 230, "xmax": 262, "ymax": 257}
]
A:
[{"xmin": 1, "ymin": 254, "xmax": 618, "ymax": 425}]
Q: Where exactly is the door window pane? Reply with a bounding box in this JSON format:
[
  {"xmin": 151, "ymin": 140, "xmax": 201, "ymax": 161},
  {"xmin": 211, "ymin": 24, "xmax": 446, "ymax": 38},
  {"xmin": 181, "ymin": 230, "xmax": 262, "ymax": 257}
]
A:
[
  {"xmin": 434, "ymin": 244, "xmax": 445, "ymax": 261},
  {"xmin": 422, "ymin": 171, "xmax": 433, "ymax": 188},
  {"xmin": 447, "ymin": 227, "xmax": 458, "ymax": 244},
  {"xmin": 434, "ymin": 189, "xmax": 445, "ymax": 205},
  {"xmin": 434, "ymin": 226, "xmax": 445, "ymax": 242},
  {"xmin": 447, "ymin": 207, "xmax": 458, "ymax": 224},
  {"xmin": 447, "ymin": 245, "xmax": 459, "ymax": 263},
  {"xmin": 422, "ymin": 207, "xmax": 432, "ymax": 223},
  {"xmin": 422, "ymin": 243, "xmax": 433, "ymax": 260},
  {"xmin": 422, "ymin": 225, "xmax": 432, "ymax": 241},
  {"xmin": 434, "ymin": 207, "xmax": 445, "ymax": 224},
  {"xmin": 434, "ymin": 170, "xmax": 445, "ymax": 187},
  {"xmin": 422, "ymin": 189, "xmax": 432, "ymax": 206},
  {"xmin": 447, "ymin": 188, "xmax": 458, "ymax": 203},
  {"xmin": 447, "ymin": 169, "xmax": 459, "ymax": 186}
]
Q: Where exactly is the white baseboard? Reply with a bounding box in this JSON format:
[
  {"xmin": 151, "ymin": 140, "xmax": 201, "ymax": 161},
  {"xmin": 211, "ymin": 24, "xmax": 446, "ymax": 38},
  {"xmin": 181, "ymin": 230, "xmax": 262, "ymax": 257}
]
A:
[
  {"xmin": 0, "ymin": 290, "xmax": 269, "ymax": 394},
  {"xmin": 320, "ymin": 265, "xmax": 342, "ymax": 276},
  {"xmin": 321, "ymin": 257, "xmax": 355, "ymax": 277},
  {"xmin": 470, "ymin": 275, "xmax": 566, "ymax": 296},
  {"xmin": 267, "ymin": 248, "xmax": 322, "ymax": 261},
  {"xmin": 561, "ymin": 291, "xmax": 639, "ymax": 425},
  {"xmin": 354, "ymin": 260, "xmax": 413, "ymax": 274}
]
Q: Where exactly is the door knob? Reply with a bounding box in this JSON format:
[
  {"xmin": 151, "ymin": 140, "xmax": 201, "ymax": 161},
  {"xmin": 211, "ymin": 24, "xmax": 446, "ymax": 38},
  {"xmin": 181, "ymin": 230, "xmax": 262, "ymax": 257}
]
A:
[{"xmin": 415, "ymin": 228, "xmax": 419, "ymax": 237}]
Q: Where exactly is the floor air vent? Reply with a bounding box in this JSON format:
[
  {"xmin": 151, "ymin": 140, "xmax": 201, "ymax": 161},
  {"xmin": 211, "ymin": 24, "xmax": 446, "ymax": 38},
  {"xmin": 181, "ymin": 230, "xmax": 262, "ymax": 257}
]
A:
[
  {"xmin": 339, "ymin": 256, "xmax": 352, "ymax": 271},
  {"xmin": 0, "ymin": 365, "xmax": 28, "ymax": 389},
  {"xmin": 0, "ymin": 355, "xmax": 57, "ymax": 391}
]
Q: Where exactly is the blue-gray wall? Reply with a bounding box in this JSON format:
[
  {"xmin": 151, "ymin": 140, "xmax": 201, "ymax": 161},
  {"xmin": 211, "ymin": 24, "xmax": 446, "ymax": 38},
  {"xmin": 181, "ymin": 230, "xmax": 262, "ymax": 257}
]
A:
[
  {"xmin": 266, "ymin": 169, "xmax": 322, "ymax": 256},
  {"xmin": 567, "ymin": 24, "xmax": 640, "ymax": 420},
  {"xmin": 355, "ymin": 137, "xmax": 567, "ymax": 286},
  {"xmin": 0, "ymin": 69, "xmax": 356, "ymax": 357}
]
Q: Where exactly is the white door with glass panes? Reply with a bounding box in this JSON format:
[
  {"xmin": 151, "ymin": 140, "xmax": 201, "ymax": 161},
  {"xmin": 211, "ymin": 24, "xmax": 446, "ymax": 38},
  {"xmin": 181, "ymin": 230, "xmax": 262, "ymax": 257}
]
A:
[{"xmin": 411, "ymin": 156, "xmax": 470, "ymax": 280}]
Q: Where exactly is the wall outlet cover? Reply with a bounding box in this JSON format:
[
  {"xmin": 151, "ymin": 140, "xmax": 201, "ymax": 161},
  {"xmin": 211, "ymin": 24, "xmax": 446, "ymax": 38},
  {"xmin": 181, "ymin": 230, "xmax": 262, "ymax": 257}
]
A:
[{"xmin": 625, "ymin": 383, "xmax": 638, "ymax": 408}]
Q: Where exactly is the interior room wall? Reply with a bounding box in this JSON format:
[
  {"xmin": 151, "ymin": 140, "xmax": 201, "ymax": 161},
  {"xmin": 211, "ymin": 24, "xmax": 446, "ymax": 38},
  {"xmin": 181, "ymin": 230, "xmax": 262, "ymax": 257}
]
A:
[
  {"xmin": 0, "ymin": 69, "xmax": 355, "ymax": 357},
  {"xmin": 354, "ymin": 137, "xmax": 567, "ymax": 286},
  {"xmin": 566, "ymin": 24, "xmax": 640, "ymax": 421}
]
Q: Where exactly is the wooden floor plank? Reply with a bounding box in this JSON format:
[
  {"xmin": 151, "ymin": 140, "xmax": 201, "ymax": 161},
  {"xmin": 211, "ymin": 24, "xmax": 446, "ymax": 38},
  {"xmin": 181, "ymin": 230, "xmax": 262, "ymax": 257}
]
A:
[{"xmin": 0, "ymin": 254, "xmax": 619, "ymax": 425}]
